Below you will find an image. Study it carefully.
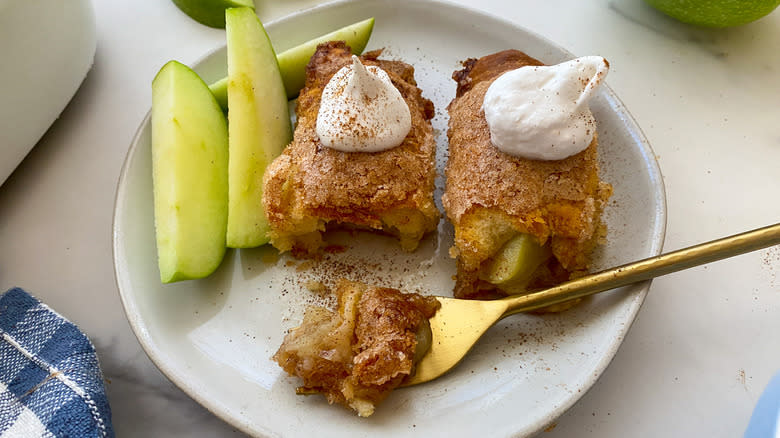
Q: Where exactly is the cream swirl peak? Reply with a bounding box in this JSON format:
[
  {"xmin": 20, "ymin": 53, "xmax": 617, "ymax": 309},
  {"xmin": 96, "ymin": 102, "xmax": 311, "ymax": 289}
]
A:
[
  {"xmin": 482, "ymin": 56, "xmax": 609, "ymax": 161},
  {"xmin": 316, "ymin": 56, "xmax": 411, "ymax": 153}
]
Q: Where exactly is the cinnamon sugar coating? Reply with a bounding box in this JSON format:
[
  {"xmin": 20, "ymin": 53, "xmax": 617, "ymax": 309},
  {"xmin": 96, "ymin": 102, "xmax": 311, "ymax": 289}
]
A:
[
  {"xmin": 273, "ymin": 279, "xmax": 440, "ymax": 417},
  {"xmin": 443, "ymin": 50, "xmax": 612, "ymax": 301},
  {"xmin": 263, "ymin": 42, "xmax": 439, "ymax": 255}
]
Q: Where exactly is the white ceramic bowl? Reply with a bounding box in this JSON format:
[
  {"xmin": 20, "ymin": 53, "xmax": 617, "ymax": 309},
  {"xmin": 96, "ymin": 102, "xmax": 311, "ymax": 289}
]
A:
[{"xmin": 0, "ymin": 0, "xmax": 96, "ymax": 186}]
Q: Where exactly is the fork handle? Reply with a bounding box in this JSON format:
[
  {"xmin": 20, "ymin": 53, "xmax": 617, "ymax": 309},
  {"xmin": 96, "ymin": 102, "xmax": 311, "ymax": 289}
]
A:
[{"xmin": 501, "ymin": 222, "xmax": 780, "ymax": 316}]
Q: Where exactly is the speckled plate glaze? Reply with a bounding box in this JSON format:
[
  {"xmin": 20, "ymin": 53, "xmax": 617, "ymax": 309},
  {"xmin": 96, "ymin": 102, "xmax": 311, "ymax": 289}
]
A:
[{"xmin": 113, "ymin": 1, "xmax": 666, "ymax": 436}]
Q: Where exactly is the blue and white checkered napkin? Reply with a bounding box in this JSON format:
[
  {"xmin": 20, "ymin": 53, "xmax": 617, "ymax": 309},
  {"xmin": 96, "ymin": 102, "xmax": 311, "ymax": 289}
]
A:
[{"xmin": 0, "ymin": 288, "xmax": 114, "ymax": 438}]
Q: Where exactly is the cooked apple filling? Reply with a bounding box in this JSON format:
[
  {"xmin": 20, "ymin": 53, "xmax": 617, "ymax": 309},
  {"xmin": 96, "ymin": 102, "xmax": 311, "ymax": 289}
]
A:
[{"xmin": 273, "ymin": 279, "xmax": 440, "ymax": 417}]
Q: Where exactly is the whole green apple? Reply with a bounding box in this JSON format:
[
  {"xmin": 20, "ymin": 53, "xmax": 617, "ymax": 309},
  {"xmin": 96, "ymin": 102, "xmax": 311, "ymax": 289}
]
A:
[
  {"xmin": 644, "ymin": 0, "xmax": 780, "ymax": 27},
  {"xmin": 172, "ymin": 0, "xmax": 253, "ymax": 28}
]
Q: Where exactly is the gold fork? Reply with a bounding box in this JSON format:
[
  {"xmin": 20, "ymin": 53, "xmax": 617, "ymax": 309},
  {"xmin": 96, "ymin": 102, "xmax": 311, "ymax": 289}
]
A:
[{"xmin": 403, "ymin": 222, "xmax": 780, "ymax": 386}]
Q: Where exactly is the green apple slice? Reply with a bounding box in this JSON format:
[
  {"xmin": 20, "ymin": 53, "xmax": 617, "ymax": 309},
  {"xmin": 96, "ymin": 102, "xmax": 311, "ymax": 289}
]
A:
[
  {"xmin": 208, "ymin": 17, "xmax": 375, "ymax": 108},
  {"xmin": 276, "ymin": 17, "xmax": 374, "ymax": 99},
  {"xmin": 480, "ymin": 234, "xmax": 553, "ymax": 293},
  {"xmin": 151, "ymin": 60, "xmax": 229, "ymax": 283},
  {"xmin": 208, "ymin": 77, "xmax": 230, "ymax": 111},
  {"xmin": 225, "ymin": 7, "xmax": 292, "ymax": 248},
  {"xmin": 171, "ymin": 0, "xmax": 254, "ymax": 29}
]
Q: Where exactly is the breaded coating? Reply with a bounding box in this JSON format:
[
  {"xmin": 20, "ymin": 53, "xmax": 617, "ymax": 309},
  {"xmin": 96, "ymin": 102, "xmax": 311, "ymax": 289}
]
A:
[
  {"xmin": 263, "ymin": 42, "xmax": 439, "ymax": 256},
  {"xmin": 443, "ymin": 50, "xmax": 612, "ymax": 300},
  {"xmin": 273, "ymin": 279, "xmax": 440, "ymax": 417}
]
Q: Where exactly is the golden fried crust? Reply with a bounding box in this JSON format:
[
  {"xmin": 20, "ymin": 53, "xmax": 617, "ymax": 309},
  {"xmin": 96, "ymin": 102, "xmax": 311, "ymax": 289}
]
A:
[
  {"xmin": 273, "ymin": 279, "xmax": 440, "ymax": 417},
  {"xmin": 352, "ymin": 284, "xmax": 440, "ymax": 387},
  {"xmin": 444, "ymin": 50, "xmax": 603, "ymax": 228},
  {"xmin": 444, "ymin": 50, "xmax": 612, "ymax": 300},
  {"xmin": 263, "ymin": 42, "xmax": 438, "ymax": 253},
  {"xmin": 452, "ymin": 50, "xmax": 544, "ymax": 97}
]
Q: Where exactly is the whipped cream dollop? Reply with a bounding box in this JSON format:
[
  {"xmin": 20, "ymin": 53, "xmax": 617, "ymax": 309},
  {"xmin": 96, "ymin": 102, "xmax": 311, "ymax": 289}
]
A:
[
  {"xmin": 482, "ymin": 56, "xmax": 609, "ymax": 161},
  {"xmin": 316, "ymin": 56, "xmax": 411, "ymax": 153}
]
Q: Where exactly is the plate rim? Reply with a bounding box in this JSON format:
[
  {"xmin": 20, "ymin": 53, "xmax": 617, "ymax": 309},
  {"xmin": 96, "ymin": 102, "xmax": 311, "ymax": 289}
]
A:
[{"xmin": 112, "ymin": 0, "xmax": 668, "ymax": 436}]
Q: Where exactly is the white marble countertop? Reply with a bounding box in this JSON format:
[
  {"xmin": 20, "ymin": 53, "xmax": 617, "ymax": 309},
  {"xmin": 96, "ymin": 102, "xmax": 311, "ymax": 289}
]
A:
[{"xmin": 1, "ymin": 0, "xmax": 778, "ymax": 436}]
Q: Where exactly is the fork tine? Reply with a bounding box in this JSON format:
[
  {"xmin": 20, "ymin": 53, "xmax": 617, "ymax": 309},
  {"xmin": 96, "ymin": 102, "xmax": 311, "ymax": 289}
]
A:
[{"xmin": 402, "ymin": 297, "xmax": 509, "ymax": 386}]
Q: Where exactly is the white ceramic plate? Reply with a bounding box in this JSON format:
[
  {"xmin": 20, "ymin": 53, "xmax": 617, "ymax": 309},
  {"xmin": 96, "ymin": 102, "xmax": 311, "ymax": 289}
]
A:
[{"xmin": 113, "ymin": 1, "xmax": 666, "ymax": 436}]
